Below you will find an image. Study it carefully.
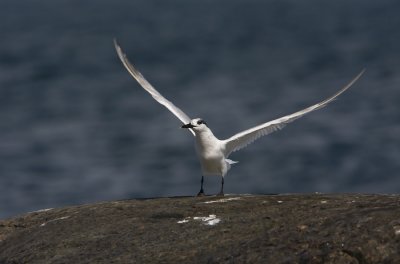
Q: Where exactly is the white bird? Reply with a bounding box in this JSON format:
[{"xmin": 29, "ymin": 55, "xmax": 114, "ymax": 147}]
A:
[{"xmin": 114, "ymin": 40, "xmax": 364, "ymax": 196}]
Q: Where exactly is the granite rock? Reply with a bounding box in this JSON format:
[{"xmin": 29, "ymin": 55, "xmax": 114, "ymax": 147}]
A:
[{"xmin": 1, "ymin": 194, "xmax": 400, "ymax": 263}]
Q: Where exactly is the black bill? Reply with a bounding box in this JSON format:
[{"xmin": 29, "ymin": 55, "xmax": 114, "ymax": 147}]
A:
[{"xmin": 181, "ymin": 123, "xmax": 194, "ymax": 128}]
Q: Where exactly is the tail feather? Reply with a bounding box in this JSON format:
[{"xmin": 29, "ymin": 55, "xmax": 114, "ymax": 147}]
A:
[{"xmin": 225, "ymin": 159, "xmax": 239, "ymax": 165}]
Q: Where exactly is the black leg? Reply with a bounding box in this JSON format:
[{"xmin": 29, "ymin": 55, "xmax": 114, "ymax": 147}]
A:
[
  {"xmin": 218, "ymin": 177, "xmax": 224, "ymax": 196},
  {"xmin": 197, "ymin": 176, "xmax": 205, "ymax": 196}
]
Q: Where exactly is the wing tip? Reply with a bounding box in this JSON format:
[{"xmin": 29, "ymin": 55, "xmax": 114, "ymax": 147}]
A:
[
  {"xmin": 325, "ymin": 68, "xmax": 366, "ymax": 102},
  {"xmin": 113, "ymin": 38, "xmax": 120, "ymax": 52},
  {"xmin": 354, "ymin": 68, "xmax": 366, "ymax": 83}
]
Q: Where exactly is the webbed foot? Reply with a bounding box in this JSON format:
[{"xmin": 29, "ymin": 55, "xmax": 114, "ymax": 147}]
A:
[{"xmin": 197, "ymin": 189, "xmax": 205, "ymax": 197}]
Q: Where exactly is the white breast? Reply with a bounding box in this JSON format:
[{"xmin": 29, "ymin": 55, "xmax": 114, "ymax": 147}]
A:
[{"xmin": 195, "ymin": 132, "xmax": 227, "ymax": 176}]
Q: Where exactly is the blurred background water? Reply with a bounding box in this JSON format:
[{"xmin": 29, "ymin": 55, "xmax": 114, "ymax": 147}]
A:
[{"xmin": 1, "ymin": 0, "xmax": 399, "ymax": 219}]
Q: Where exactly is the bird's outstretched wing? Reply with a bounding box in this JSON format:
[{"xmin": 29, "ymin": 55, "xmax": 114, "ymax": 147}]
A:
[
  {"xmin": 114, "ymin": 40, "xmax": 195, "ymax": 136},
  {"xmin": 223, "ymin": 70, "xmax": 365, "ymax": 156}
]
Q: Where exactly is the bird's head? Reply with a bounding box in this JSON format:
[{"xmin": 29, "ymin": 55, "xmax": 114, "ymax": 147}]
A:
[{"xmin": 181, "ymin": 118, "xmax": 208, "ymax": 131}]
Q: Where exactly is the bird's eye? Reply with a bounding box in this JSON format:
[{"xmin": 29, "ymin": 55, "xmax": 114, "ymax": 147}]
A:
[{"xmin": 197, "ymin": 120, "xmax": 204, "ymax": 125}]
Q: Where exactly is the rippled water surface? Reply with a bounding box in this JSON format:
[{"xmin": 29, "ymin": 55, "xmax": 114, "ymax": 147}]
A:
[{"xmin": 1, "ymin": 0, "xmax": 399, "ymax": 218}]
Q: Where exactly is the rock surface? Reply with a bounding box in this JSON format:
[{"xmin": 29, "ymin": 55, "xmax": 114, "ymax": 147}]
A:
[{"xmin": 1, "ymin": 194, "xmax": 400, "ymax": 263}]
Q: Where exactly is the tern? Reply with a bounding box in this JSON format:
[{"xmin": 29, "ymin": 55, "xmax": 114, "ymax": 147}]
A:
[{"xmin": 114, "ymin": 40, "xmax": 364, "ymax": 196}]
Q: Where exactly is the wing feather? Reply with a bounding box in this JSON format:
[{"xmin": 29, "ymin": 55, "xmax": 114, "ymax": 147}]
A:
[
  {"xmin": 114, "ymin": 40, "xmax": 195, "ymax": 136},
  {"xmin": 223, "ymin": 70, "xmax": 365, "ymax": 156}
]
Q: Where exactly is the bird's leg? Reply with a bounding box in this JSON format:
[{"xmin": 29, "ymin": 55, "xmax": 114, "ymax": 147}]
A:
[
  {"xmin": 217, "ymin": 177, "xmax": 224, "ymax": 196},
  {"xmin": 197, "ymin": 176, "xmax": 205, "ymax": 197}
]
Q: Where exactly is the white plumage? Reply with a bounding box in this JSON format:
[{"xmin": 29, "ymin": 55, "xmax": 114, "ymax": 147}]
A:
[{"xmin": 114, "ymin": 40, "xmax": 364, "ymax": 196}]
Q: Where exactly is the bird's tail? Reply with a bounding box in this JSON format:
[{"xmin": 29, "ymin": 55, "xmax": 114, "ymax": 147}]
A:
[
  {"xmin": 225, "ymin": 159, "xmax": 238, "ymax": 165},
  {"xmin": 223, "ymin": 159, "xmax": 238, "ymax": 176}
]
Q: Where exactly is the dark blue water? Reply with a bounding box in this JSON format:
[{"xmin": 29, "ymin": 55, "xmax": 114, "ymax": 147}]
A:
[{"xmin": 1, "ymin": 0, "xmax": 399, "ymax": 219}]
